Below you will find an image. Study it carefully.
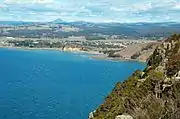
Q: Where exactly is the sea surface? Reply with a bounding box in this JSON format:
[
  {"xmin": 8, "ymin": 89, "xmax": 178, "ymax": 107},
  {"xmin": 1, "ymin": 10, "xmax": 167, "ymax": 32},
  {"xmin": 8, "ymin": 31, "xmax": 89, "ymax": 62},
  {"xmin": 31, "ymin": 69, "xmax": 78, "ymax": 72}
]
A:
[{"xmin": 0, "ymin": 48, "xmax": 146, "ymax": 119}]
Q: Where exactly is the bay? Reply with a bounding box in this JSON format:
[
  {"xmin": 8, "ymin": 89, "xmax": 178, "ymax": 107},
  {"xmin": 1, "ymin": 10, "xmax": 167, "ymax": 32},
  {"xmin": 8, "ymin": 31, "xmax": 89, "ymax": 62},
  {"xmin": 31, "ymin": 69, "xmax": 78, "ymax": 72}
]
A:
[{"xmin": 0, "ymin": 48, "xmax": 145, "ymax": 119}]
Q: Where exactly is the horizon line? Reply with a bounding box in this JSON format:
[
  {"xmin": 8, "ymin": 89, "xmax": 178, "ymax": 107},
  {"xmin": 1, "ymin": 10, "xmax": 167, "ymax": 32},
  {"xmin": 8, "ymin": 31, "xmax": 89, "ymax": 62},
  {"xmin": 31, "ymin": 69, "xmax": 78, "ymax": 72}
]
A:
[{"xmin": 0, "ymin": 20, "xmax": 179, "ymax": 24}]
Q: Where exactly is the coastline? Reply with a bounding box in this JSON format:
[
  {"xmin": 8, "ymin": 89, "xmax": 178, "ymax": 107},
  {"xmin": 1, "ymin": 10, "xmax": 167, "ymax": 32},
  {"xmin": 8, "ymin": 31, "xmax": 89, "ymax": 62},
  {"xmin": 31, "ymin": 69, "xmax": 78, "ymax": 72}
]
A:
[
  {"xmin": 0, "ymin": 46, "xmax": 99, "ymax": 54},
  {"xmin": 90, "ymin": 52, "xmax": 147, "ymax": 63},
  {"xmin": 0, "ymin": 46, "xmax": 147, "ymax": 63}
]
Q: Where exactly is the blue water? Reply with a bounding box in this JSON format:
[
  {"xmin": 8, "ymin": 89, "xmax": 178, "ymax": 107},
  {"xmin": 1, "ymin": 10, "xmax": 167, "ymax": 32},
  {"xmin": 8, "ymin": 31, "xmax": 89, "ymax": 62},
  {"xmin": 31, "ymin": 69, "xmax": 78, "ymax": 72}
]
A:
[{"xmin": 0, "ymin": 48, "xmax": 145, "ymax": 119}]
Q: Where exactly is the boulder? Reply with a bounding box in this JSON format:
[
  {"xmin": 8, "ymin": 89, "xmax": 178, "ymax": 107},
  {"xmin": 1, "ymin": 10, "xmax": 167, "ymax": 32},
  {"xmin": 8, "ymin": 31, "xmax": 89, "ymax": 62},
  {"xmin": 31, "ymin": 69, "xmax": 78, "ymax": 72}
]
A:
[
  {"xmin": 88, "ymin": 112, "xmax": 94, "ymax": 119},
  {"xmin": 115, "ymin": 115, "xmax": 133, "ymax": 119}
]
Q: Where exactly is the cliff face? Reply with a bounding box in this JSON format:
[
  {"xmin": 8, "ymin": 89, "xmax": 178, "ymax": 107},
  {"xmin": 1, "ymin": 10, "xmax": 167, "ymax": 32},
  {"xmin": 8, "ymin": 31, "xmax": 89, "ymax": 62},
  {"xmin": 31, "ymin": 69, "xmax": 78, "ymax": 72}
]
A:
[
  {"xmin": 108, "ymin": 42, "xmax": 158, "ymax": 62},
  {"xmin": 90, "ymin": 34, "xmax": 180, "ymax": 119}
]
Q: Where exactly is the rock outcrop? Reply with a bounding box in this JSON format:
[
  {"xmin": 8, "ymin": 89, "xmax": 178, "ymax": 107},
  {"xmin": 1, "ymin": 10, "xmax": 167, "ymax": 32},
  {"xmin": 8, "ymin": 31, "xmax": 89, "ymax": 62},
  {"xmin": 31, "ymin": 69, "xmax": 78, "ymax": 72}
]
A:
[
  {"xmin": 62, "ymin": 45, "xmax": 83, "ymax": 52},
  {"xmin": 90, "ymin": 34, "xmax": 180, "ymax": 119},
  {"xmin": 115, "ymin": 115, "xmax": 133, "ymax": 119}
]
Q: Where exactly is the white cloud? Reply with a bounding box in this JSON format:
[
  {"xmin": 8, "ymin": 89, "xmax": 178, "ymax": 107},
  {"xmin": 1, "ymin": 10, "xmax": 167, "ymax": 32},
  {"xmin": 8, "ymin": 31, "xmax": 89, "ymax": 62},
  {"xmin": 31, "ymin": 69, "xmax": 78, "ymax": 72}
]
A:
[
  {"xmin": 110, "ymin": 7, "xmax": 123, "ymax": 12},
  {"xmin": 173, "ymin": 3, "xmax": 180, "ymax": 9},
  {"xmin": 1, "ymin": 0, "xmax": 180, "ymax": 22},
  {"xmin": 132, "ymin": 2, "xmax": 152, "ymax": 11},
  {"xmin": 4, "ymin": 0, "xmax": 54, "ymax": 4}
]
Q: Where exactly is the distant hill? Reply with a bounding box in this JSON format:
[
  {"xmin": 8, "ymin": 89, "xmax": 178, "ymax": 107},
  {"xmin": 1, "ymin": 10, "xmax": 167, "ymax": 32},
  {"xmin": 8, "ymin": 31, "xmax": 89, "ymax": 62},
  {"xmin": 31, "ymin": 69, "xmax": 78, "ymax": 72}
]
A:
[
  {"xmin": 0, "ymin": 21, "xmax": 35, "ymax": 26},
  {"xmin": 51, "ymin": 18, "xmax": 66, "ymax": 24},
  {"xmin": 0, "ymin": 20, "xmax": 180, "ymax": 39}
]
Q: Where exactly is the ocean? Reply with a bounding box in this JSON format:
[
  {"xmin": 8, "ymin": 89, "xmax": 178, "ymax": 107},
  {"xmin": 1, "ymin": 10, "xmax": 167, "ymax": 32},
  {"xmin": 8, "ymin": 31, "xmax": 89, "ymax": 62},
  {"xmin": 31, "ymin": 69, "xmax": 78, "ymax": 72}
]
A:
[{"xmin": 0, "ymin": 48, "xmax": 145, "ymax": 119}]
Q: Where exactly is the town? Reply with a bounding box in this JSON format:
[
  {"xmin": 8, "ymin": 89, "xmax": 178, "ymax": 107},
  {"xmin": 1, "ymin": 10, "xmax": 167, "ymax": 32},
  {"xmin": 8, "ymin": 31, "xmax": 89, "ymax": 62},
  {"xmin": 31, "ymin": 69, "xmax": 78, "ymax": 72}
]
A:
[{"xmin": 0, "ymin": 36, "xmax": 159, "ymax": 62}]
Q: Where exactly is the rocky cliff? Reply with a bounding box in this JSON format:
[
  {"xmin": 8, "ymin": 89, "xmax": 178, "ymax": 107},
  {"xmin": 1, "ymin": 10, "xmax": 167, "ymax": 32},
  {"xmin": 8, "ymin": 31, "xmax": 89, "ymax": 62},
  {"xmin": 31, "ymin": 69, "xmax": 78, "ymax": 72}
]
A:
[
  {"xmin": 90, "ymin": 34, "xmax": 180, "ymax": 119},
  {"xmin": 108, "ymin": 42, "xmax": 159, "ymax": 62}
]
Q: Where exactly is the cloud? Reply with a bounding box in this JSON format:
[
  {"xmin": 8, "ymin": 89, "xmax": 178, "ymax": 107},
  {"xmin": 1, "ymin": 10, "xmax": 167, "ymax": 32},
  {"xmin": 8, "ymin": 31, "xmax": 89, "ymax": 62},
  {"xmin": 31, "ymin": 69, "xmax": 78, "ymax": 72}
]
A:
[
  {"xmin": 0, "ymin": 0, "xmax": 180, "ymax": 22},
  {"xmin": 173, "ymin": 3, "xmax": 180, "ymax": 9},
  {"xmin": 4, "ymin": 0, "xmax": 54, "ymax": 4}
]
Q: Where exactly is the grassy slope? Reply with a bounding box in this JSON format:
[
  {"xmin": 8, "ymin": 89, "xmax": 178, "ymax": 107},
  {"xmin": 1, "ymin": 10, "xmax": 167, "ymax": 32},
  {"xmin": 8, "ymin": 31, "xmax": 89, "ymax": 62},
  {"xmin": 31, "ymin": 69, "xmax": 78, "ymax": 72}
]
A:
[{"xmin": 92, "ymin": 34, "xmax": 180, "ymax": 119}]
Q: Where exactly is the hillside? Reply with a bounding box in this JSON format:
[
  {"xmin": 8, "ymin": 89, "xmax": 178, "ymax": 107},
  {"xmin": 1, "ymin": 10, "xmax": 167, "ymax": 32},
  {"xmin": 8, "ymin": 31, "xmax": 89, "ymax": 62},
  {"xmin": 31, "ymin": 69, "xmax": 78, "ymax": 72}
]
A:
[
  {"xmin": 89, "ymin": 34, "xmax": 180, "ymax": 119},
  {"xmin": 108, "ymin": 42, "xmax": 159, "ymax": 62},
  {"xmin": 1, "ymin": 21, "xmax": 180, "ymax": 39}
]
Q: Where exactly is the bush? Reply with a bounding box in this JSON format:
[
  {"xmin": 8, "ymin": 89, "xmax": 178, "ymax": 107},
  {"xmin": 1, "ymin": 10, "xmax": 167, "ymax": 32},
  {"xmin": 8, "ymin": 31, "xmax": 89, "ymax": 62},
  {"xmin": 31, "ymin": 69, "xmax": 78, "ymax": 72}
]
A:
[{"xmin": 166, "ymin": 53, "xmax": 180, "ymax": 77}]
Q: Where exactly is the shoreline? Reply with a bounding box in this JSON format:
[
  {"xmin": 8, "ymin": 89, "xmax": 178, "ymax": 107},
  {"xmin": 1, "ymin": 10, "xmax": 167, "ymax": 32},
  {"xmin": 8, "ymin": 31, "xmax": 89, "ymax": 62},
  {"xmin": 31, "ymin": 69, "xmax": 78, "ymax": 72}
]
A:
[
  {"xmin": 0, "ymin": 46, "xmax": 146, "ymax": 63},
  {"xmin": 0, "ymin": 46, "xmax": 100, "ymax": 54},
  {"xmin": 90, "ymin": 54, "xmax": 146, "ymax": 63}
]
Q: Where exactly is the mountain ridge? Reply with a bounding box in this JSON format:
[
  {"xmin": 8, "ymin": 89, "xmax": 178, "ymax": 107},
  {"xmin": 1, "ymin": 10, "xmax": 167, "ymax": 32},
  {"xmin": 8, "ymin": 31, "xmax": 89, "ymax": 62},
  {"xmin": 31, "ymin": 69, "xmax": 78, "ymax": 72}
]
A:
[
  {"xmin": 1, "ymin": 20, "xmax": 180, "ymax": 39},
  {"xmin": 0, "ymin": 20, "xmax": 180, "ymax": 25}
]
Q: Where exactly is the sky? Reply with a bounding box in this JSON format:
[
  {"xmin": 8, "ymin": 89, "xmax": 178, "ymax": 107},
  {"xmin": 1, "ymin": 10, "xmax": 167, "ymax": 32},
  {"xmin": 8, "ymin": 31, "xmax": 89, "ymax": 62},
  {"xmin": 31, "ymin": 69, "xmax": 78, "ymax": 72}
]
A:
[{"xmin": 0, "ymin": 0, "xmax": 180, "ymax": 23}]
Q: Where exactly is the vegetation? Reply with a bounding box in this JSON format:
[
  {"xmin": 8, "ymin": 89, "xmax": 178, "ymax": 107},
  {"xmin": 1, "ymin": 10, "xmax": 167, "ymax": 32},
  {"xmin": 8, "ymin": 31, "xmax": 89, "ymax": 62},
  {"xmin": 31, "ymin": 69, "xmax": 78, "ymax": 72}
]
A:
[
  {"xmin": 108, "ymin": 52, "xmax": 122, "ymax": 58},
  {"xmin": 2, "ymin": 22, "xmax": 180, "ymax": 39},
  {"xmin": 131, "ymin": 52, "xmax": 141, "ymax": 59},
  {"xmin": 91, "ymin": 34, "xmax": 180, "ymax": 119},
  {"xmin": 166, "ymin": 49, "xmax": 180, "ymax": 77},
  {"xmin": 147, "ymin": 48, "xmax": 163, "ymax": 68}
]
